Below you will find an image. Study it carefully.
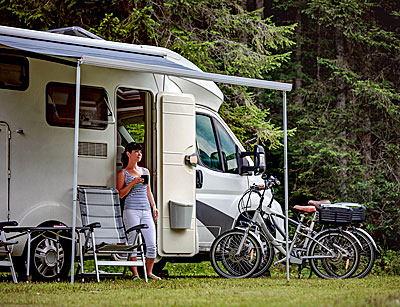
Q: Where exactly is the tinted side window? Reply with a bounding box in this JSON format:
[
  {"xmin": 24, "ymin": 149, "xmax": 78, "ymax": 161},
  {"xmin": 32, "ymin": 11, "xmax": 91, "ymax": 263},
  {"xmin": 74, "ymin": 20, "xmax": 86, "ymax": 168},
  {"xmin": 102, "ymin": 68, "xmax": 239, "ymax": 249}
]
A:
[
  {"xmin": 46, "ymin": 82, "xmax": 108, "ymax": 130},
  {"xmin": 215, "ymin": 120, "xmax": 238, "ymax": 173},
  {"xmin": 196, "ymin": 114, "xmax": 222, "ymax": 171},
  {"xmin": 0, "ymin": 55, "xmax": 29, "ymax": 91}
]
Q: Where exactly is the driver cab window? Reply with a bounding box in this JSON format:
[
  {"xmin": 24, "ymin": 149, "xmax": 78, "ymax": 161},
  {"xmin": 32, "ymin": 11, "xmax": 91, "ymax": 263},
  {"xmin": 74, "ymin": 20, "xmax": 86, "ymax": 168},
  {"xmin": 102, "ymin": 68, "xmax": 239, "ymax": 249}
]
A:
[
  {"xmin": 215, "ymin": 120, "xmax": 238, "ymax": 173},
  {"xmin": 196, "ymin": 114, "xmax": 222, "ymax": 171}
]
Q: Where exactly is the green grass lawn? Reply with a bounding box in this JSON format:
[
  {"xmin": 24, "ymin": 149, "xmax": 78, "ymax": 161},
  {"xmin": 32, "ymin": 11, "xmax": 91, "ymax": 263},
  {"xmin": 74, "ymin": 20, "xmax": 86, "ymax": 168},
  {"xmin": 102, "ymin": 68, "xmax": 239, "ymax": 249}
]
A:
[{"xmin": 0, "ymin": 264, "xmax": 399, "ymax": 307}]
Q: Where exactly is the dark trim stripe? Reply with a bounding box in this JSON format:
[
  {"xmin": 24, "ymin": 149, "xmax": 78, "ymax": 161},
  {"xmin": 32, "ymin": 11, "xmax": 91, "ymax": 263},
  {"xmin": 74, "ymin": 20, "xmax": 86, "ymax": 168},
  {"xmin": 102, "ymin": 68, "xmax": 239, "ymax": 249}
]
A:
[{"xmin": 196, "ymin": 200, "xmax": 234, "ymax": 237}]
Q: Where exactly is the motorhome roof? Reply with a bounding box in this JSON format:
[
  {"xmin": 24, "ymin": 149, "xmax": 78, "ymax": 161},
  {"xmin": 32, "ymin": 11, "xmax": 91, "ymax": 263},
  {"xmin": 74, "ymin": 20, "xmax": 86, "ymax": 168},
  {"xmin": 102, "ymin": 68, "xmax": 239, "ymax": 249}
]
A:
[{"xmin": 0, "ymin": 25, "xmax": 292, "ymax": 92}]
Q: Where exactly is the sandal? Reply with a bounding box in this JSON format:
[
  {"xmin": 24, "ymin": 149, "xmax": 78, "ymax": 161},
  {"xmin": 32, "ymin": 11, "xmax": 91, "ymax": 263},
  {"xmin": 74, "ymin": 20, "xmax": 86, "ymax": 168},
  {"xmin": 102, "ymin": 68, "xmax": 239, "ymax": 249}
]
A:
[
  {"xmin": 133, "ymin": 275, "xmax": 140, "ymax": 280},
  {"xmin": 149, "ymin": 273, "xmax": 161, "ymax": 280}
]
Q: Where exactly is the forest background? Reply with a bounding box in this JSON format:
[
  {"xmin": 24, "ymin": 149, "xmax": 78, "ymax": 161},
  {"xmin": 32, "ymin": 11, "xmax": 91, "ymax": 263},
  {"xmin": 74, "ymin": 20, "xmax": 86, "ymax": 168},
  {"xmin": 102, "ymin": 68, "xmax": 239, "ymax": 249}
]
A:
[{"xmin": 1, "ymin": 0, "xmax": 399, "ymax": 253}]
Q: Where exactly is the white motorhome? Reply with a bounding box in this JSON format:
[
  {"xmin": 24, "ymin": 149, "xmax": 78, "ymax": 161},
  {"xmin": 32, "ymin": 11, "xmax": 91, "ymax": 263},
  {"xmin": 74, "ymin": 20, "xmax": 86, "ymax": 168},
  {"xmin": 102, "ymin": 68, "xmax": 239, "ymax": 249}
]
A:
[{"xmin": 0, "ymin": 25, "xmax": 291, "ymax": 280}]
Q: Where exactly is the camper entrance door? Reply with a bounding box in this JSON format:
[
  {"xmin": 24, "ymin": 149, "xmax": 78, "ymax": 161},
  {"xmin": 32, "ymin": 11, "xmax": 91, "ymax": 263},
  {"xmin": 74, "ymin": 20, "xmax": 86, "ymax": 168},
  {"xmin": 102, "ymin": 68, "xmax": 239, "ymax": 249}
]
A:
[
  {"xmin": 158, "ymin": 93, "xmax": 197, "ymax": 256},
  {"xmin": 0, "ymin": 123, "xmax": 9, "ymax": 220}
]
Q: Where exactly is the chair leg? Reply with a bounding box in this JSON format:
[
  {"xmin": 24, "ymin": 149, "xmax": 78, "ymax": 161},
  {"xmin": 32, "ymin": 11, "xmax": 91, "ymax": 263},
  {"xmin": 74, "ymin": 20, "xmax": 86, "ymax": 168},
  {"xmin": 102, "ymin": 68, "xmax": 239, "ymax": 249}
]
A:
[
  {"xmin": 138, "ymin": 232, "xmax": 148, "ymax": 282},
  {"xmin": 93, "ymin": 252, "xmax": 100, "ymax": 282},
  {"xmin": 76, "ymin": 233, "xmax": 85, "ymax": 282},
  {"xmin": 9, "ymin": 252, "xmax": 18, "ymax": 283},
  {"xmin": 1, "ymin": 230, "xmax": 18, "ymax": 283},
  {"xmin": 91, "ymin": 232, "xmax": 100, "ymax": 282}
]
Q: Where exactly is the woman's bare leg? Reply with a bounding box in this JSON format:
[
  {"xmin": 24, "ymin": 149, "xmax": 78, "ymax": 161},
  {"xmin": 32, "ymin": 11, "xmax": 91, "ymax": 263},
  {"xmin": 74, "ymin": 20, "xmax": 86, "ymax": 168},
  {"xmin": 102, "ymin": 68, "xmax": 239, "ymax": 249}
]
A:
[{"xmin": 129, "ymin": 257, "xmax": 138, "ymax": 275}]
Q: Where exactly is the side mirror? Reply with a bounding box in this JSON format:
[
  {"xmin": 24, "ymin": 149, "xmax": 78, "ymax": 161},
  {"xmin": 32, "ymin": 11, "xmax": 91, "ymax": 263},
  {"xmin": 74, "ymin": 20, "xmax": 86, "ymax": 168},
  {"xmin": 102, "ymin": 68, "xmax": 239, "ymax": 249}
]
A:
[
  {"xmin": 236, "ymin": 145, "xmax": 266, "ymax": 176},
  {"xmin": 253, "ymin": 145, "xmax": 266, "ymax": 175}
]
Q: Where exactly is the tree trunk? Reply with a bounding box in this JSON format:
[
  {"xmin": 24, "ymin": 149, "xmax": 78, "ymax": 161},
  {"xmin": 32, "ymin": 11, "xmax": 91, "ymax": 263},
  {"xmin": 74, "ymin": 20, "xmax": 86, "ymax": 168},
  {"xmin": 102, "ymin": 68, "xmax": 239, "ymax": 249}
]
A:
[
  {"xmin": 294, "ymin": 7, "xmax": 303, "ymax": 107},
  {"xmin": 335, "ymin": 25, "xmax": 347, "ymax": 193}
]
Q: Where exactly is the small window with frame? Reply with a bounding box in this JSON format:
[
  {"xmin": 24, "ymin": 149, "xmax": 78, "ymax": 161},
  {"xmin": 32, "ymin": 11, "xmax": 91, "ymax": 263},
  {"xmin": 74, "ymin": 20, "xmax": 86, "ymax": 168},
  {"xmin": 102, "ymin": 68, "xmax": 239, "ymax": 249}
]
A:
[
  {"xmin": 46, "ymin": 82, "xmax": 110, "ymax": 130},
  {"xmin": 0, "ymin": 54, "xmax": 29, "ymax": 91}
]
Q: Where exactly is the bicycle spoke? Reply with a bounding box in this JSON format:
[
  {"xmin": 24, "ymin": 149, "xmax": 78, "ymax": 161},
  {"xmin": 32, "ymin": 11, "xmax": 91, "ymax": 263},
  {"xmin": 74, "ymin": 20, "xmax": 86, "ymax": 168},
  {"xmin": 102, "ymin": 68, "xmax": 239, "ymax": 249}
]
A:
[
  {"xmin": 210, "ymin": 230, "xmax": 262, "ymax": 278},
  {"xmin": 309, "ymin": 231, "xmax": 360, "ymax": 279}
]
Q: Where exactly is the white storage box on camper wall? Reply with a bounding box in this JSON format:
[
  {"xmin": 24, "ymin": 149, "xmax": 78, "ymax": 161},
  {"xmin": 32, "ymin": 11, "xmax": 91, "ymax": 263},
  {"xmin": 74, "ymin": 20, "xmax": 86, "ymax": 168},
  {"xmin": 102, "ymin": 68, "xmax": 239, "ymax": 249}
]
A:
[{"xmin": 169, "ymin": 200, "xmax": 194, "ymax": 229}]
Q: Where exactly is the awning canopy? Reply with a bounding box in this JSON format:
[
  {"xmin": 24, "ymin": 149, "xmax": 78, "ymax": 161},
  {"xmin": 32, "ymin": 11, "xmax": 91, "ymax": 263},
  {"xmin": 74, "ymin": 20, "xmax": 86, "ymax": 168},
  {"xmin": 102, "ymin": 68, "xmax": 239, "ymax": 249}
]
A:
[{"xmin": 0, "ymin": 25, "xmax": 292, "ymax": 91}]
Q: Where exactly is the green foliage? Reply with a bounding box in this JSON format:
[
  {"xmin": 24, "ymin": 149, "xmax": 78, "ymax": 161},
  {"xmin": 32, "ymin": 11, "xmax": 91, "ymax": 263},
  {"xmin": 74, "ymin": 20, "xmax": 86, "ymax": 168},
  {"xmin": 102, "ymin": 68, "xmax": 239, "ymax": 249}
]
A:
[
  {"xmin": 350, "ymin": 180, "xmax": 400, "ymax": 249},
  {"xmin": 220, "ymin": 102, "xmax": 295, "ymax": 150},
  {"xmin": 126, "ymin": 123, "xmax": 145, "ymax": 143},
  {"xmin": 270, "ymin": 0, "xmax": 400, "ymax": 249},
  {"xmin": 373, "ymin": 250, "xmax": 400, "ymax": 276},
  {"xmin": 89, "ymin": 13, "xmax": 129, "ymax": 42}
]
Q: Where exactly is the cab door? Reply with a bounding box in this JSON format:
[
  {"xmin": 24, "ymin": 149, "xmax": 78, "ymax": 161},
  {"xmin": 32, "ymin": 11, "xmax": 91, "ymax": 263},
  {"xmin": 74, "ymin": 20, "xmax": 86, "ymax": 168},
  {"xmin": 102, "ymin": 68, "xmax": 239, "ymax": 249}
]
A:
[
  {"xmin": 195, "ymin": 111, "xmax": 249, "ymax": 250},
  {"xmin": 0, "ymin": 123, "xmax": 9, "ymax": 220},
  {"xmin": 157, "ymin": 93, "xmax": 197, "ymax": 256}
]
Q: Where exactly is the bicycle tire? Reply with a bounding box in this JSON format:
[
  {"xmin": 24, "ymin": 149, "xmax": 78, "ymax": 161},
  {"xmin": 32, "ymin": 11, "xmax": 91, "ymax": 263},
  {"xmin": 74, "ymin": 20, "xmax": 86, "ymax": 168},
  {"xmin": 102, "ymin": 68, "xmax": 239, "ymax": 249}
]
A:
[
  {"xmin": 210, "ymin": 229, "xmax": 262, "ymax": 278},
  {"xmin": 348, "ymin": 228, "xmax": 376, "ymax": 278},
  {"xmin": 251, "ymin": 232, "xmax": 275, "ymax": 278},
  {"xmin": 308, "ymin": 230, "xmax": 360, "ymax": 279}
]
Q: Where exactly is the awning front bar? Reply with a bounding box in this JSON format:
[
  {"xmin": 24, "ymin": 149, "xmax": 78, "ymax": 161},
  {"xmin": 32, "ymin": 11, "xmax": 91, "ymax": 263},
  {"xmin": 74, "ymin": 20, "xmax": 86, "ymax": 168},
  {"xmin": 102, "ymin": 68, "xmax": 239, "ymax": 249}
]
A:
[{"xmin": 81, "ymin": 56, "xmax": 292, "ymax": 92}]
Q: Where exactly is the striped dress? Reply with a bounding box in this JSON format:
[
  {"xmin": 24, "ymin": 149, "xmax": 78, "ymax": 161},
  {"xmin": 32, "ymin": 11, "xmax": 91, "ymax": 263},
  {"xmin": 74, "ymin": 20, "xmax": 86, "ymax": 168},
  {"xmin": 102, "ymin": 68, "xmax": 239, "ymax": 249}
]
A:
[{"xmin": 123, "ymin": 168, "xmax": 151, "ymax": 211}]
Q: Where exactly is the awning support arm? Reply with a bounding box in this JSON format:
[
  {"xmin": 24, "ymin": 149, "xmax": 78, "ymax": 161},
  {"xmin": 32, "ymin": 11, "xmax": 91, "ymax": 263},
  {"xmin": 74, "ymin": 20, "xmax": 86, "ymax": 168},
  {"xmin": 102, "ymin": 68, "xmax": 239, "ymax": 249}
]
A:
[
  {"xmin": 283, "ymin": 91, "xmax": 289, "ymax": 281},
  {"xmin": 70, "ymin": 58, "xmax": 82, "ymax": 284}
]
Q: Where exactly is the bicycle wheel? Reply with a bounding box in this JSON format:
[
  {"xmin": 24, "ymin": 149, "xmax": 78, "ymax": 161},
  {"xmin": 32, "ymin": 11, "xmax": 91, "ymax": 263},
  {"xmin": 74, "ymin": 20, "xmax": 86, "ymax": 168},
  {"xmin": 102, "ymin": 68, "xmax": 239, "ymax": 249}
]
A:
[
  {"xmin": 210, "ymin": 229, "xmax": 262, "ymax": 278},
  {"xmin": 309, "ymin": 230, "xmax": 360, "ymax": 279},
  {"xmin": 251, "ymin": 232, "xmax": 275, "ymax": 278},
  {"xmin": 348, "ymin": 228, "xmax": 376, "ymax": 278}
]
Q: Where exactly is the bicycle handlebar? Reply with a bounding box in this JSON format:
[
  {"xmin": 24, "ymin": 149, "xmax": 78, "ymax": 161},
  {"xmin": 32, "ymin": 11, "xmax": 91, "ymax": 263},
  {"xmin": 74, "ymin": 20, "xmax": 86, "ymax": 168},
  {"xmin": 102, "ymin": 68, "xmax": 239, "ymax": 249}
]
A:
[{"xmin": 250, "ymin": 175, "xmax": 280, "ymax": 191}]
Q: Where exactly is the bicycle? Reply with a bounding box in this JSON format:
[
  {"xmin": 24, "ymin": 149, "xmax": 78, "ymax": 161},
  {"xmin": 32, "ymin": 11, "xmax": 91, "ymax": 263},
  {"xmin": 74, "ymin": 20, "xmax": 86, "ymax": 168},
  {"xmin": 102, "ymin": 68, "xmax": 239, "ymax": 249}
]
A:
[
  {"xmin": 308, "ymin": 200, "xmax": 378, "ymax": 278},
  {"xmin": 210, "ymin": 174, "xmax": 361, "ymax": 279}
]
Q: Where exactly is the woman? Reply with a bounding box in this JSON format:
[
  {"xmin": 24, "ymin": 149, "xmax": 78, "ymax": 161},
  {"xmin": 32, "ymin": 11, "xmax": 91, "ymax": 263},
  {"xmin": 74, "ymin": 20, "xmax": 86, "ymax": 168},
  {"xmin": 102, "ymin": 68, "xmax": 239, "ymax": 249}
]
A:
[{"xmin": 117, "ymin": 142, "xmax": 161, "ymax": 280}]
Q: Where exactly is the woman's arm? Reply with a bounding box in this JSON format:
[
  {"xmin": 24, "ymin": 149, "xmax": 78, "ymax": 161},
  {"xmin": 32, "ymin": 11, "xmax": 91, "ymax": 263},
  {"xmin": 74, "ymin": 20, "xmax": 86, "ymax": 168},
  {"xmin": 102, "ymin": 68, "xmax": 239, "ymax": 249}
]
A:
[
  {"xmin": 116, "ymin": 170, "xmax": 143, "ymax": 198},
  {"xmin": 145, "ymin": 168, "xmax": 159, "ymax": 220}
]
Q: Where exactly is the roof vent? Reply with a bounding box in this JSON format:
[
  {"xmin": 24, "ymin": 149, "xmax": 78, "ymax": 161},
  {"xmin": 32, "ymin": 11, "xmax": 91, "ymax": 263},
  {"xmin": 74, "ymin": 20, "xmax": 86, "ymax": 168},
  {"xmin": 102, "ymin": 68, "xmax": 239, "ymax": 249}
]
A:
[{"xmin": 46, "ymin": 26, "xmax": 104, "ymax": 40}]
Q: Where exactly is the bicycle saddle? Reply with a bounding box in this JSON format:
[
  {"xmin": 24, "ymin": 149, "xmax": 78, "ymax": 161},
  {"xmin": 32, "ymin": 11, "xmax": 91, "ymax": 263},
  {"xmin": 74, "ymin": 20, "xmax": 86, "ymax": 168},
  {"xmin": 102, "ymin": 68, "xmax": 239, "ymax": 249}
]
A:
[
  {"xmin": 308, "ymin": 200, "xmax": 331, "ymax": 207},
  {"xmin": 293, "ymin": 205, "xmax": 316, "ymax": 213}
]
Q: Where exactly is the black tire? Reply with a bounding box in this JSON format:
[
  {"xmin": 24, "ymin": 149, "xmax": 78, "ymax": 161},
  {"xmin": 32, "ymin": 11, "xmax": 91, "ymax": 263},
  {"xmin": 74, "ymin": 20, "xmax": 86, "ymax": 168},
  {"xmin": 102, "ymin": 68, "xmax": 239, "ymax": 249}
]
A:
[
  {"xmin": 251, "ymin": 232, "xmax": 274, "ymax": 278},
  {"xmin": 151, "ymin": 257, "xmax": 167, "ymax": 274},
  {"xmin": 30, "ymin": 232, "xmax": 71, "ymax": 281},
  {"xmin": 349, "ymin": 228, "xmax": 376, "ymax": 278},
  {"xmin": 210, "ymin": 229, "xmax": 262, "ymax": 278},
  {"xmin": 308, "ymin": 230, "xmax": 360, "ymax": 279}
]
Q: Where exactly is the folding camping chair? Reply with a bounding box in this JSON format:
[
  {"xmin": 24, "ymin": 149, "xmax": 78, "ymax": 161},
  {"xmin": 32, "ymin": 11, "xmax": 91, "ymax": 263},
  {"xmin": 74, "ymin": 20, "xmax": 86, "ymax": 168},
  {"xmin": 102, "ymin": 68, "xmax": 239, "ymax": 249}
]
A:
[
  {"xmin": 0, "ymin": 221, "xmax": 18, "ymax": 283},
  {"xmin": 77, "ymin": 187, "xmax": 148, "ymax": 282}
]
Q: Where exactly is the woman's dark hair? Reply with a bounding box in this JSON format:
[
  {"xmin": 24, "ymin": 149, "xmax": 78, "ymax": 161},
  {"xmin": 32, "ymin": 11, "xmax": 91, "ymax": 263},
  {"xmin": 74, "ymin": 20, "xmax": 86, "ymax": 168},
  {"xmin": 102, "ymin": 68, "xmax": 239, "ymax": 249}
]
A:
[{"xmin": 121, "ymin": 142, "xmax": 143, "ymax": 168}]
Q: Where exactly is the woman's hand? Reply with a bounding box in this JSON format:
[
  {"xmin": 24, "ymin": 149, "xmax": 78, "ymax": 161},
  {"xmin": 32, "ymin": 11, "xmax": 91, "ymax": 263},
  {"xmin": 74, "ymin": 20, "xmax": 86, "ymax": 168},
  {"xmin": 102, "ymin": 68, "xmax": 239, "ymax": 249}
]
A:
[
  {"xmin": 153, "ymin": 207, "xmax": 159, "ymax": 220},
  {"xmin": 131, "ymin": 177, "xmax": 144, "ymax": 185}
]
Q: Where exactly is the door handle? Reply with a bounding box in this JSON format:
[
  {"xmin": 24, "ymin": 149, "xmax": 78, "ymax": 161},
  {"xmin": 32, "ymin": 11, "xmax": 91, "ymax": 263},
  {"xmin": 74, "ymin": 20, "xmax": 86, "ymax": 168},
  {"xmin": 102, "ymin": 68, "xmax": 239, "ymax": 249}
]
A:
[{"xmin": 196, "ymin": 170, "xmax": 203, "ymax": 189}]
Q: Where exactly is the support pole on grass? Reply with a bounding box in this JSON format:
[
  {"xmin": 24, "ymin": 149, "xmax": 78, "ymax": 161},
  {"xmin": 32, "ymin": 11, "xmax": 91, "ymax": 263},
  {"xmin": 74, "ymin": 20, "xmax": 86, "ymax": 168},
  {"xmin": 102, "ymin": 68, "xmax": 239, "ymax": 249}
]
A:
[
  {"xmin": 283, "ymin": 91, "xmax": 290, "ymax": 281},
  {"xmin": 70, "ymin": 58, "xmax": 82, "ymax": 284}
]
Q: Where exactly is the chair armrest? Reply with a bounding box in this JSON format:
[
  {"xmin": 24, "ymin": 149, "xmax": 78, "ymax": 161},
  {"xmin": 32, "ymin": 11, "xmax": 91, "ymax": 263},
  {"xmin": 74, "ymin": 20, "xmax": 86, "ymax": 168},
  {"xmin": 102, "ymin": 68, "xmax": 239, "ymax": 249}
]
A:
[
  {"xmin": 81, "ymin": 222, "xmax": 101, "ymax": 232},
  {"xmin": 126, "ymin": 224, "xmax": 149, "ymax": 234}
]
